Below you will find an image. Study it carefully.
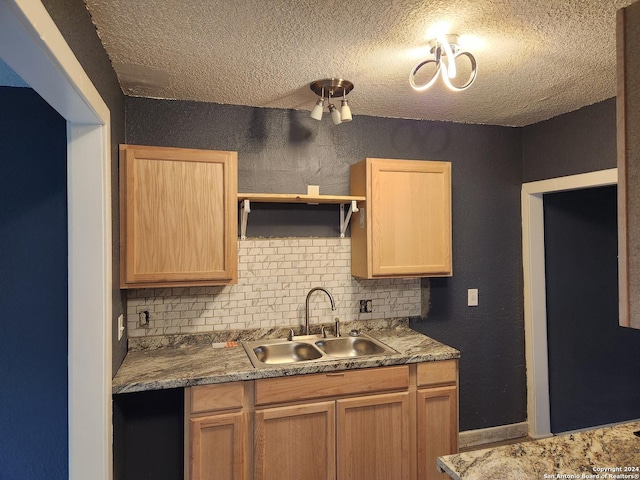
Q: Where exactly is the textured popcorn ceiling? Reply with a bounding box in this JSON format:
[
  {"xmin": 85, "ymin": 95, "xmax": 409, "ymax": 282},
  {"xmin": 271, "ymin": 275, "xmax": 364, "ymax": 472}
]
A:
[{"xmin": 84, "ymin": 0, "xmax": 636, "ymax": 126}]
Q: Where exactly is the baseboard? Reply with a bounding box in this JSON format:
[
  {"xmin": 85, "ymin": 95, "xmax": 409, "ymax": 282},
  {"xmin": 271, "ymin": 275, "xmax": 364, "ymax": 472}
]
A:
[{"xmin": 459, "ymin": 422, "xmax": 529, "ymax": 449}]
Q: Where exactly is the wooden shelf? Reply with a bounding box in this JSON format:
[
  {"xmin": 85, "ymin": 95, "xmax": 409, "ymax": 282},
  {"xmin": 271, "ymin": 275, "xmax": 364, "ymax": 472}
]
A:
[
  {"xmin": 237, "ymin": 193, "xmax": 365, "ymax": 240},
  {"xmin": 237, "ymin": 193, "xmax": 365, "ymax": 204}
]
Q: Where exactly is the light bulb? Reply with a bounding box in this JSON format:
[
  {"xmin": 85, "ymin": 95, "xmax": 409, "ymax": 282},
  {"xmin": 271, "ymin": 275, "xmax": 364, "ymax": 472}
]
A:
[
  {"xmin": 341, "ymin": 99, "xmax": 352, "ymax": 122},
  {"xmin": 328, "ymin": 103, "xmax": 341, "ymax": 125},
  {"xmin": 310, "ymin": 98, "xmax": 324, "ymax": 121}
]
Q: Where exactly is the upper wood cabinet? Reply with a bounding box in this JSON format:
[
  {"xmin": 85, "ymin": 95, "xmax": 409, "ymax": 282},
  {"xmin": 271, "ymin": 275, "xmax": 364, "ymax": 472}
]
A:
[
  {"xmin": 350, "ymin": 158, "xmax": 452, "ymax": 278},
  {"xmin": 119, "ymin": 145, "xmax": 238, "ymax": 288}
]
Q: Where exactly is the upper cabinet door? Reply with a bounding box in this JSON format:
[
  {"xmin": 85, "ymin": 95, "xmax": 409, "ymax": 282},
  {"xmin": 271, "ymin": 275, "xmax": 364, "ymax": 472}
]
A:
[
  {"xmin": 350, "ymin": 158, "xmax": 452, "ymax": 278},
  {"xmin": 120, "ymin": 145, "xmax": 238, "ymax": 288},
  {"xmin": 617, "ymin": 2, "xmax": 640, "ymax": 329}
]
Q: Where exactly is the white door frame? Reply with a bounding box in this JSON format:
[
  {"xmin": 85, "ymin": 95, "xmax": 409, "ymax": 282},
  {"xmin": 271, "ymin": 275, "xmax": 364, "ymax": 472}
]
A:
[
  {"xmin": 522, "ymin": 168, "xmax": 617, "ymax": 439},
  {"xmin": 0, "ymin": 1, "xmax": 112, "ymax": 479}
]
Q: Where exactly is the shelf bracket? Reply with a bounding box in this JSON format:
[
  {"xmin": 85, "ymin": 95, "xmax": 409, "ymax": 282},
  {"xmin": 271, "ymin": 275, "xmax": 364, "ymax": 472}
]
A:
[
  {"xmin": 340, "ymin": 200, "xmax": 359, "ymax": 238},
  {"xmin": 240, "ymin": 199, "xmax": 251, "ymax": 240}
]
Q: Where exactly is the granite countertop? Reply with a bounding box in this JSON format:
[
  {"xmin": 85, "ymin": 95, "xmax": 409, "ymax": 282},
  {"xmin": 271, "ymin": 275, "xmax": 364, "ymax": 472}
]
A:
[
  {"xmin": 438, "ymin": 420, "xmax": 640, "ymax": 480},
  {"xmin": 112, "ymin": 318, "xmax": 459, "ymax": 394}
]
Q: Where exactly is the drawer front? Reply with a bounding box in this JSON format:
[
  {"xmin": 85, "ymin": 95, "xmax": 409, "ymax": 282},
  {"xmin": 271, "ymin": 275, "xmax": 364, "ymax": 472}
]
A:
[
  {"xmin": 255, "ymin": 365, "xmax": 409, "ymax": 406},
  {"xmin": 416, "ymin": 360, "xmax": 458, "ymax": 388},
  {"xmin": 191, "ymin": 382, "xmax": 244, "ymax": 414}
]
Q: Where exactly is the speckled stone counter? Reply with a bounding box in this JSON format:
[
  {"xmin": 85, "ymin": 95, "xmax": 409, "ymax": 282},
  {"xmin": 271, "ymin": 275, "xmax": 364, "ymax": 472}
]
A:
[
  {"xmin": 437, "ymin": 420, "xmax": 640, "ymax": 480},
  {"xmin": 113, "ymin": 318, "xmax": 459, "ymax": 394}
]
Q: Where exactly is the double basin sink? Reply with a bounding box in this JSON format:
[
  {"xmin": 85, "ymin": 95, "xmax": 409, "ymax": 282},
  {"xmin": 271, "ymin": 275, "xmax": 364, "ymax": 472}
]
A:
[{"xmin": 242, "ymin": 331, "xmax": 398, "ymax": 369}]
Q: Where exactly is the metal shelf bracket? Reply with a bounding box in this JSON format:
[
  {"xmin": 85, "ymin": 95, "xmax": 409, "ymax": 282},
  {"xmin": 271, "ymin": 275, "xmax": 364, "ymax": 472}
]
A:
[
  {"xmin": 340, "ymin": 200, "xmax": 359, "ymax": 238},
  {"xmin": 240, "ymin": 199, "xmax": 251, "ymax": 240}
]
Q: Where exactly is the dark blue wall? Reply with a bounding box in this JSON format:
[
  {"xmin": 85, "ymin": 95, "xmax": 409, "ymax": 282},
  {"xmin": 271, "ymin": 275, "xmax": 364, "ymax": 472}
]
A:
[
  {"xmin": 544, "ymin": 186, "xmax": 640, "ymax": 432},
  {"xmin": 0, "ymin": 87, "xmax": 68, "ymax": 479}
]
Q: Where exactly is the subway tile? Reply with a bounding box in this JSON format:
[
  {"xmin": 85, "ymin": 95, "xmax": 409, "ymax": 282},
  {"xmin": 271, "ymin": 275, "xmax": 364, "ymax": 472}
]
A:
[{"xmin": 126, "ymin": 238, "xmax": 421, "ymax": 334}]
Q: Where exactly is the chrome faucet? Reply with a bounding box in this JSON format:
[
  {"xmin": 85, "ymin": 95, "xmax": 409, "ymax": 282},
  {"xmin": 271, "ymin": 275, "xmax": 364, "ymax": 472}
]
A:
[{"xmin": 304, "ymin": 287, "xmax": 336, "ymax": 335}]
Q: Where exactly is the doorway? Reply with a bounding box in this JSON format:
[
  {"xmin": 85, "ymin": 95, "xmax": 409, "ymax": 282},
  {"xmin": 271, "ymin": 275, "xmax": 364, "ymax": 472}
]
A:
[
  {"xmin": 521, "ymin": 169, "xmax": 617, "ymax": 438},
  {"xmin": 543, "ymin": 186, "xmax": 624, "ymax": 433},
  {"xmin": 0, "ymin": 1, "xmax": 112, "ymax": 478}
]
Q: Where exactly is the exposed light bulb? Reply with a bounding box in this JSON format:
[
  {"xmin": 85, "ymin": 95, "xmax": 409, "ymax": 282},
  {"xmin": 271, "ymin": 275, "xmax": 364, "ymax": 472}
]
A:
[
  {"xmin": 341, "ymin": 99, "xmax": 352, "ymax": 122},
  {"xmin": 310, "ymin": 98, "xmax": 324, "ymax": 121},
  {"xmin": 328, "ymin": 103, "xmax": 341, "ymax": 125}
]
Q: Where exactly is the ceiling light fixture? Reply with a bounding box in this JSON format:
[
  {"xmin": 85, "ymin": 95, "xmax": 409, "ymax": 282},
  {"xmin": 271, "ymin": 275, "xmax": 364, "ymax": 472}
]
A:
[
  {"xmin": 409, "ymin": 34, "xmax": 477, "ymax": 92},
  {"xmin": 309, "ymin": 78, "xmax": 354, "ymax": 125}
]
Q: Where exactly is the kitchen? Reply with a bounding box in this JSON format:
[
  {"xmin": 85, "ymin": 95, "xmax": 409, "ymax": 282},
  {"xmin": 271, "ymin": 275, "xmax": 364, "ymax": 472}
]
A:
[{"xmin": 1, "ymin": 0, "xmax": 639, "ymax": 479}]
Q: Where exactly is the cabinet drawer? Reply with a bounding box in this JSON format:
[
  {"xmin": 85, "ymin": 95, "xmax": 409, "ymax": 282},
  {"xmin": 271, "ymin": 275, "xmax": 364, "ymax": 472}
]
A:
[
  {"xmin": 190, "ymin": 383, "xmax": 244, "ymax": 414},
  {"xmin": 255, "ymin": 366, "xmax": 409, "ymax": 406},
  {"xmin": 416, "ymin": 360, "xmax": 457, "ymax": 388}
]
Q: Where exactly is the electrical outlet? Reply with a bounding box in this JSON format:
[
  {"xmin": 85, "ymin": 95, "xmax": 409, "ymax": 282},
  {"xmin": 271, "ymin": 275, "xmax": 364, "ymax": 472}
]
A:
[
  {"xmin": 139, "ymin": 310, "xmax": 150, "ymax": 327},
  {"xmin": 359, "ymin": 299, "xmax": 373, "ymax": 313}
]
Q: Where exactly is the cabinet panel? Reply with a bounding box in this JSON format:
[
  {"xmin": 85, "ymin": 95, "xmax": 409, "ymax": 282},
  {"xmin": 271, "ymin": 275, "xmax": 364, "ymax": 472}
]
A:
[
  {"xmin": 191, "ymin": 383, "xmax": 244, "ymax": 414},
  {"xmin": 416, "ymin": 386, "xmax": 458, "ymax": 480},
  {"xmin": 254, "ymin": 402, "xmax": 335, "ymax": 480},
  {"xmin": 120, "ymin": 144, "xmax": 237, "ymax": 288},
  {"xmin": 417, "ymin": 360, "xmax": 458, "ymax": 388},
  {"xmin": 255, "ymin": 365, "xmax": 409, "ymax": 406},
  {"xmin": 336, "ymin": 392, "xmax": 410, "ymax": 480},
  {"xmin": 190, "ymin": 412, "xmax": 245, "ymax": 480},
  {"xmin": 350, "ymin": 158, "xmax": 452, "ymax": 278}
]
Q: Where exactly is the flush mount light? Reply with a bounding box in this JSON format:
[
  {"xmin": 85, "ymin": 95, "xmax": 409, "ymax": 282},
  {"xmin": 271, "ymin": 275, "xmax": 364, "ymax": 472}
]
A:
[
  {"xmin": 309, "ymin": 78, "xmax": 354, "ymax": 124},
  {"xmin": 409, "ymin": 34, "xmax": 477, "ymax": 92}
]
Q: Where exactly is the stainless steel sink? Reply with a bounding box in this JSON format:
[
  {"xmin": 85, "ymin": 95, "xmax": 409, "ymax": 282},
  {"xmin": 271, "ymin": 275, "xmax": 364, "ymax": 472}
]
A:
[
  {"xmin": 315, "ymin": 336, "xmax": 390, "ymax": 357},
  {"xmin": 242, "ymin": 332, "xmax": 398, "ymax": 369},
  {"xmin": 253, "ymin": 341, "xmax": 323, "ymax": 364}
]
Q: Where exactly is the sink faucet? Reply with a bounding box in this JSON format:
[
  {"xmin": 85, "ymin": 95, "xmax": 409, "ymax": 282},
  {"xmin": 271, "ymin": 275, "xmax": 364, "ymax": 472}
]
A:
[{"xmin": 304, "ymin": 287, "xmax": 336, "ymax": 335}]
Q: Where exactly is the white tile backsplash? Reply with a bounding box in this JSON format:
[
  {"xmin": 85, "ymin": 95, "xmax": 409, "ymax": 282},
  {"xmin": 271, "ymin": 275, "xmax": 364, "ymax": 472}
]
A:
[{"xmin": 127, "ymin": 238, "xmax": 421, "ymax": 337}]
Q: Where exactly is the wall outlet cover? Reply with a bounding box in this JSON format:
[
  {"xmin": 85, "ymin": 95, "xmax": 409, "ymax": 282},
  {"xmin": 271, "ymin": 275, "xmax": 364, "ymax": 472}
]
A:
[
  {"xmin": 117, "ymin": 314, "xmax": 125, "ymax": 341},
  {"xmin": 359, "ymin": 299, "xmax": 373, "ymax": 313}
]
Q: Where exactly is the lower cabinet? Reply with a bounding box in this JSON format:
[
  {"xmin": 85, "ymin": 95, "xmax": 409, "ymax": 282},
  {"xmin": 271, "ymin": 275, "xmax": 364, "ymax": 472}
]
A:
[
  {"xmin": 191, "ymin": 412, "xmax": 246, "ymax": 480},
  {"xmin": 416, "ymin": 361, "xmax": 459, "ymax": 480},
  {"xmin": 254, "ymin": 402, "xmax": 336, "ymax": 480},
  {"xmin": 187, "ymin": 383, "xmax": 249, "ymax": 480},
  {"xmin": 336, "ymin": 392, "xmax": 410, "ymax": 480},
  {"xmin": 187, "ymin": 361, "xmax": 458, "ymax": 480}
]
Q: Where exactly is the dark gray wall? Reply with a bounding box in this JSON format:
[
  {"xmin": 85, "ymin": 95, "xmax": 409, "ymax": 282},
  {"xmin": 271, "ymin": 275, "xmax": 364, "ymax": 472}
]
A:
[
  {"xmin": 522, "ymin": 98, "xmax": 617, "ymax": 182},
  {"xmin": 544, "ymin": 186, "xmax": 640, "ymax": 433},
  {"xmin": 42, "ymin": 0, "xmax": 128, "ymax": 373},
  {"xmin": 126, "ymin": 97, "xmax": 525, "ymax": 431}
]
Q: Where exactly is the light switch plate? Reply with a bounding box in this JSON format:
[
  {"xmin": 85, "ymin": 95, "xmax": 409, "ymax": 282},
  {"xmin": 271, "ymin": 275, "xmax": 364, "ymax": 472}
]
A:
[
  {"xmin": 467, "ymin": 289, "xmax": 479, "ymax": 307},
  {"xmin": 117, "ymin": 314, "xmax": 125, "ymax": 340}
]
